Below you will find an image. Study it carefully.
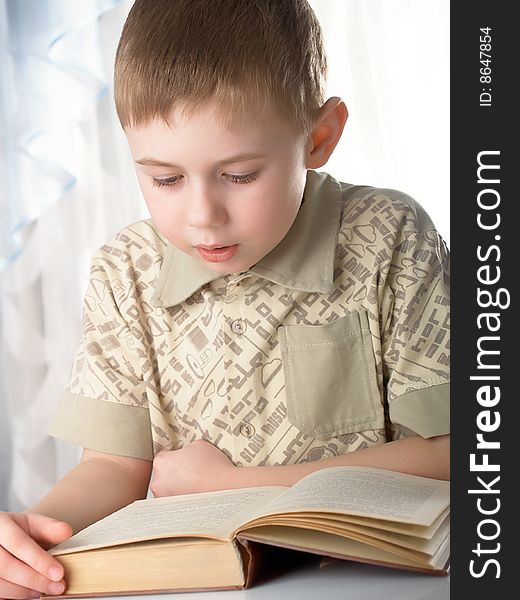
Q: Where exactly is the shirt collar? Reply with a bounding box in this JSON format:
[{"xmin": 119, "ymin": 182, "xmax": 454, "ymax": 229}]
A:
[{"xmin": 150, "ymin": 169, "xmax": 343, "ymax": 308}]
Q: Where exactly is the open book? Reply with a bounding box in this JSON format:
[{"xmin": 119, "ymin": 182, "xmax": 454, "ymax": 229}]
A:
[{"xmin": 48, "ymin": 466, "xmax": 450, "ymax": 596}]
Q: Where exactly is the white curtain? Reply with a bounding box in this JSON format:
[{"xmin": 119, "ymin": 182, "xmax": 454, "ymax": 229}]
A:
[
  {"xmin": 0, "ymin": 0, "xmax": 449, "ymax": 511},
  {"xmin": 0, "ymin": 0, "xmax": 146, "ymax": 511},
  {"xmin": 310, "ymin": 0, "xmax": 450, "ymax": 245}
]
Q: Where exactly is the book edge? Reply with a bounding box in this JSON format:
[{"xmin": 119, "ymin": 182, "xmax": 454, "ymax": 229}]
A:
[{"xmin": 40, "ymin": 583, "xmax": 246, "ymax": 600}]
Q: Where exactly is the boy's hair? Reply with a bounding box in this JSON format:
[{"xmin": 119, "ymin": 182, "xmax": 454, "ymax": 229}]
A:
[{"xmin": 114, "ymin": 0, "xmax": 327, "ymax": 136}]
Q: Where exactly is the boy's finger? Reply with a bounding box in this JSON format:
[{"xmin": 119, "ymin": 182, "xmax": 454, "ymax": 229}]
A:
[
  {"xmin": 12, "ymin": 514, "xmax": 72, "ymax": 546},
  {"xmin": 0, "ymin": 547, "xmax": 64, "ymax": 595},
  {"xmin": 0, "ymin": 576, "xmax": 42, "ymax": 599},
  {"xmin": 0, "ymin": 518, "xmax": 65, "ymax": 582}
]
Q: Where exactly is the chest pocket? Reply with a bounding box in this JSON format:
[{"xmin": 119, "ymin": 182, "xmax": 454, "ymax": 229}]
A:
[{"xmin": 278, "ymin": 309, "xmax": 383, "ymax": 440}]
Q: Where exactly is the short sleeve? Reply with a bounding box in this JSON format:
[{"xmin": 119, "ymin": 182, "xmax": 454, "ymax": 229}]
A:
[
  {"xmin": 381, "ymin": 228, "xmax": 450, "ymax": 439},
  {"xmin": 48, "ymin": 257, "xmax": 153, "ymax": 459}
]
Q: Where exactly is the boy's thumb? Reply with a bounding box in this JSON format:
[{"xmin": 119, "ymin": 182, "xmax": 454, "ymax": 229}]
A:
[{"xmin": 45, "ymin": 519, "xmax": 73, "ymax": 544}]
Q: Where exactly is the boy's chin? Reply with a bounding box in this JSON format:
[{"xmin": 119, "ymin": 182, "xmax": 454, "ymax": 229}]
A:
[{"xmin": 204, "ymin": 261, "xmax": 255, "ymax": 276}]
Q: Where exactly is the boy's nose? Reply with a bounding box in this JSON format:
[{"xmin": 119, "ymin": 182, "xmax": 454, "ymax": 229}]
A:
[{"xmin": 186, "ymin": 186, "xmax": 228, "ymax": 228}]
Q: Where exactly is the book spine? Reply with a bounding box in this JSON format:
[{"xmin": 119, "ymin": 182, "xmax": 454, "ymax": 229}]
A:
[{"xmin": 235, "ymin": 538, "xmax": 264, "ymax": 588}]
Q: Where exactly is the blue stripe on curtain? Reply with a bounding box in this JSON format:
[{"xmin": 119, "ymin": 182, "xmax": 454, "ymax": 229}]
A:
[{"xmin": 0, "ymin": 0, "xmax": 122, "ymax": 271}]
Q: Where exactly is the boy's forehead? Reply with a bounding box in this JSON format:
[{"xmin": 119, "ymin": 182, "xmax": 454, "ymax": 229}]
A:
[{"xmin": 125, "ymin": 100, "xmax": 302, "ymax": 156}]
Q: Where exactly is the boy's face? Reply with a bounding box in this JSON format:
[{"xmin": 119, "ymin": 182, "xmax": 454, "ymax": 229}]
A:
[{"xmin": 125, "ymin": 101, "xmax": 310, "ymax": 275}]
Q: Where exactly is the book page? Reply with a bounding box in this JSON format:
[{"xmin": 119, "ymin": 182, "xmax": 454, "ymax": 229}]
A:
[
  {"xmin": 259, "ymin": 513, "xmax": 449, "ymax": 554},
  {"xmin": 242, "ymin": 467, "xmax": 449, "ymax": 528},
  {"xmin": 50, "ymin": 486, "xmax": 285, "ymax": 556},
  {"xmin": 317, "ymin": 505, "xmax": 451, "ymax": 538}
]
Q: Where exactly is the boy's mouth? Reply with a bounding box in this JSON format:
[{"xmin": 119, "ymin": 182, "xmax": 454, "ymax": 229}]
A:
[{"xmin": 195, "ymin": 244, "xmax": 239, "ymax": 262}]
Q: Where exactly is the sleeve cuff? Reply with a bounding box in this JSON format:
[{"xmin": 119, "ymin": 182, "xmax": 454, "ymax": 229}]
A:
[
  {"xmin": 48, "ymin": 391, "xmax": 153, "ymax": 460},
  {"xmin": 389, "ymin": 383, "xmax": 450, "ymax": 438}
]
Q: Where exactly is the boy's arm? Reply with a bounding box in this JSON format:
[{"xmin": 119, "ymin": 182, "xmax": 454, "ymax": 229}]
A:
[
  {"xmin": 0, "ymin": 450, "xmax": 152, "ymax": 599},
  {"xmin": 233, "ymin": 434, "xmax": 450, "ymax": 488},
  {"xmin": 149, "ymin": 434, "xmax": 449, "ymax": 498},
  {"xmin": 27, "ymin": 449, "xmax": 152, "ymax": 534}
]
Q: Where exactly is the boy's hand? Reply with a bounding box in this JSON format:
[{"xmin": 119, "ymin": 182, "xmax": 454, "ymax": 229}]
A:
[
  {"xmin": 0, "ymin": 512, "xmax": 72, "ymax": 599},
  {"xmin": 150, "ymin": 439, "xmax": 238, "ymax": 497}
]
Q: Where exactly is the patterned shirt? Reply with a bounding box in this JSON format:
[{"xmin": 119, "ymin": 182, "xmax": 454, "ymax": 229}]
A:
[{"xmin": 49, "ymin": 170, "xmax": 450, "ymax": 465}]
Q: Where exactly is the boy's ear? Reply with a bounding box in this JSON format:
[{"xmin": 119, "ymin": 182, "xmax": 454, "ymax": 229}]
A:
[{"xmin": 305, "ymin": 97, "xmax": 348, "ymax": 169}]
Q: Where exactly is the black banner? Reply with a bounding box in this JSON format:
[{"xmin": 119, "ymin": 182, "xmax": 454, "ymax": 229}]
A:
[{"xmin": 451, "ymin": 0, "xmax": 515, "ymax": 597}]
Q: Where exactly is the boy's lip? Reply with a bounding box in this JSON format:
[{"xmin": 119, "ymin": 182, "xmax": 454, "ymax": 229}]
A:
[{"xmin": 195, "ymin": 243, "xmax": 235, "ymax": 249}]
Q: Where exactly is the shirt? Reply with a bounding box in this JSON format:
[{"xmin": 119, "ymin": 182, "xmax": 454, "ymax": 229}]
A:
[{"xmin": 49, "ymin": 169, "xmax": 450, "ymax": 465}]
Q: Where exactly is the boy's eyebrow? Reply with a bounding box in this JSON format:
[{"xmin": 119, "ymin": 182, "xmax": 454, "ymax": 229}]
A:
[{"xmin": 135, "ymin": 153, "xmax": 268, "ymax": 168}]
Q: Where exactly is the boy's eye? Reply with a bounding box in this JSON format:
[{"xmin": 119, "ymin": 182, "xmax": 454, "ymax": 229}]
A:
[
  {"xmin": 151, "ymin": 175, "xmax": 182, "ymax": 188},
  {"xmin": 224, "ymin": 172, "xmax": 258, "ymax": 184},
  {"xmin": 150, "ymin": 172, "xmax": 258, "ymax": 188}
]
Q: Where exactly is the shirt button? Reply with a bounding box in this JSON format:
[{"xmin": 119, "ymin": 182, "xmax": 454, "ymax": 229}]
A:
[
  {"xmin": 231, "ymin": 319, "xmax": 245, "ymax": 335},
  {"xmin": 240, "ymin": 423, "xmax": 256, "ymax": 438}
]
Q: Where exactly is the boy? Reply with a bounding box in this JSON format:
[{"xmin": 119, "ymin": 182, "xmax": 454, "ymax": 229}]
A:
[{"xmin": 0, "ymin": 0, "xmax": 450, "ymax": 597}]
